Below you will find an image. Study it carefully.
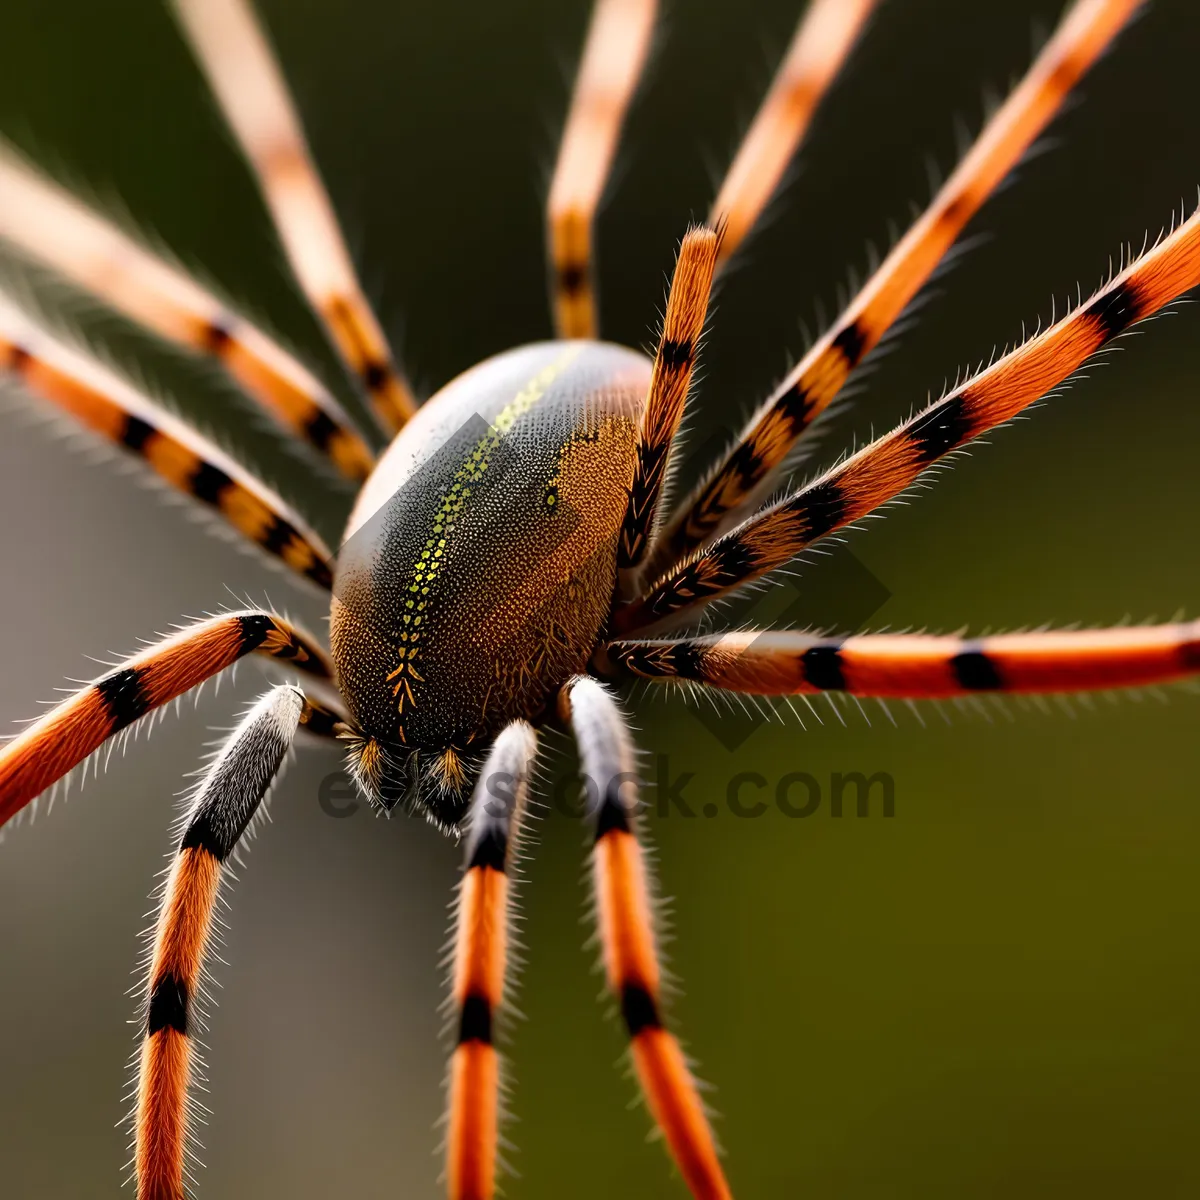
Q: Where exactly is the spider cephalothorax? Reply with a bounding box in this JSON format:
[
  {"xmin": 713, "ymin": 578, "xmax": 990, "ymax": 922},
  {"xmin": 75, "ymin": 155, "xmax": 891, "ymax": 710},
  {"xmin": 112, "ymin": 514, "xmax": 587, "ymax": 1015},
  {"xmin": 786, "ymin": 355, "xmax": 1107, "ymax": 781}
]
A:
[{"xmin": 1, "ymin": 0, "xmax": 1198, "ymax": 1198}]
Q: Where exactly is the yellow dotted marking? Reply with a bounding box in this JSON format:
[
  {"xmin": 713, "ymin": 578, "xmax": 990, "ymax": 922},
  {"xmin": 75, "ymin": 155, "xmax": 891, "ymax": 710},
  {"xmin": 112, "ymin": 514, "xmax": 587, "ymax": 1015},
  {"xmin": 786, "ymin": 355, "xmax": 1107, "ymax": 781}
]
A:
[{"xmin": 388, "ymin": 346, "xmax": 582, "ymax": 724}]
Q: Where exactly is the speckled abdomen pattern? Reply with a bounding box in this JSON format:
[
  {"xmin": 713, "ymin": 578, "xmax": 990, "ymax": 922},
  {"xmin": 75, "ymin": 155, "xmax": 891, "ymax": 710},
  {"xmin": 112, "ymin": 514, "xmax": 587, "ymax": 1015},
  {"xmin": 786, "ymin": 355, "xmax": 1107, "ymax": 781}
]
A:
[{"xmin": 332, "ymin": 341, "xmax": 649, "ymax": 754}]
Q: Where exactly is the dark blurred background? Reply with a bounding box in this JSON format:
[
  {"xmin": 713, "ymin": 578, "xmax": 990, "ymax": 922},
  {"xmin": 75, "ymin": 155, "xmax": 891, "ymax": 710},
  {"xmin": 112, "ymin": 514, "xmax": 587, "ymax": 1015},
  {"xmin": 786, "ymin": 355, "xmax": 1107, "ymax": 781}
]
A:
[{"xmin": 2, "ymin": 1, "xmax": 1199, "ymax": 1196}]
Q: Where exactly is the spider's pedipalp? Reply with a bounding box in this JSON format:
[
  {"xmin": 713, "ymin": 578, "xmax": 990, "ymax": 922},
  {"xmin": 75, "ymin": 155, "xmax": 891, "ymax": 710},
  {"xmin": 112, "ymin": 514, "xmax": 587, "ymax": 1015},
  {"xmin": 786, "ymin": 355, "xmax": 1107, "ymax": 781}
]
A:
[
  {"xmin": 711, "ymin": 0, "xmax": 879, "ymax": 263},
  {"xmin": 170, "ymin": 0, "xmax": 416, "ymax": 433},
  {"xmin": 547, "ymin": 0, "xmax": 659, "ymax": 340},
  {"xmin": 606, "ymin": 623, "xmax": 1200, "ymax": 700},
  {"xmin": 0, "ymin": 299, "xmax": 336, "ymax": 589},
  {"xmin": 134, "ymin": 683, "xmax": 341, "ymax": 1200},
  {"xmin": 0, "ymin": 610, "xmax": 330, "ymax": 828},
  {"xmin": 0, "ymin": 146, "xmax": 376, "ymax": 480},
  {"xmin": 649, "ymin": 0, "xmax": 1143, "ymax": 574},
  {"xmin": 562, "ymin": 676, "xmax": 731, "ymax": 1200},
  {"xmin": 445, "ymin": 721, "xmax": 538, "ymax": 1200},
  {"xmin": 617, "ymin": 202, "xmax": 1200, "ymax": 635}
]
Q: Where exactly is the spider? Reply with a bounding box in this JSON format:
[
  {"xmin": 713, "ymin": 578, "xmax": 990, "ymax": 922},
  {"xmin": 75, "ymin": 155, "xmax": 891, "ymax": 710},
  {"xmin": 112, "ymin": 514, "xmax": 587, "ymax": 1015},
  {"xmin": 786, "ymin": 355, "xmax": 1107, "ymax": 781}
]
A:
[{"xmin": 1, "ymin": 0, "xmax": 1198, "ymax": 1196}]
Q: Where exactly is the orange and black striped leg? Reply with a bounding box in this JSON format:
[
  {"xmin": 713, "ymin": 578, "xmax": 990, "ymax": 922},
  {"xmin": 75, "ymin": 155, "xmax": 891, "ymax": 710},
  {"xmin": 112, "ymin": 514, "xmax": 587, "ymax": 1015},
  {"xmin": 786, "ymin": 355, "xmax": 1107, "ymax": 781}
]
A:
[
  {"xmin": 0, "ymin": 148, "xmax": 375, "ymax": 480},
  {"xmin": 561, "ymin": 676, "xmax": 732, "ymax": 1200},
  {"xmin": 445, "ymin": 721, "xmax": 537, "ymax": 1200},
  {"xmin": 170, "ymin": 0, "xmax": 416, "ymax": 434},
  {"xmin": 650, "ymin": 0, "xmax": 1142, "ymax": 571},
  {"xmin": 712, "ymin": 0, "xmax": 878, "ymax": 263},
  {"xmin": 0, "ymin": 300, "xmax": 335, "ymax": 588},
  {"xmin": 0, "ymin": 611, "xmax": 330, "ymax": 827},
  {"xmin": 547, "ymin": 0, "xmax": 659, "ymax": 339},
  {"xmin": 606, "ymin": 624, "xmax": 1200, "ymax": 699},
  {"xmin": 136, "ymin": 684, "xmax": 342, "ymax": 1200},
  {"xmin": 616, "ymin": 223, "xmax": 721, "ymax": 598},
  {"xmin": 618, "ymin": 202, "xmax": 1200, "ymax": 635}
]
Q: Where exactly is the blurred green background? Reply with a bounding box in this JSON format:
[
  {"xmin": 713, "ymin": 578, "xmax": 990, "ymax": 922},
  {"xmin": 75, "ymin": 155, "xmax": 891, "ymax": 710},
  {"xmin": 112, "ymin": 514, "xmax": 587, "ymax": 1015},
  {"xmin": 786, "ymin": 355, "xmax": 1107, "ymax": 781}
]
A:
[{"xmin": 1, "ymin": 1, "xmax": 1199, "ymax": 1196}]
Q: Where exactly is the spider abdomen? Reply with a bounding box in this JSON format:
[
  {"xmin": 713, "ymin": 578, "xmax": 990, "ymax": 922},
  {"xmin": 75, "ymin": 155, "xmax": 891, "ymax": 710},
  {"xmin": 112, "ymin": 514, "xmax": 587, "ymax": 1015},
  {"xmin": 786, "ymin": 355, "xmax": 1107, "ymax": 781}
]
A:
[{"xmin": 331, "ymin": 340, "xmax": 648, "ymax": 795}]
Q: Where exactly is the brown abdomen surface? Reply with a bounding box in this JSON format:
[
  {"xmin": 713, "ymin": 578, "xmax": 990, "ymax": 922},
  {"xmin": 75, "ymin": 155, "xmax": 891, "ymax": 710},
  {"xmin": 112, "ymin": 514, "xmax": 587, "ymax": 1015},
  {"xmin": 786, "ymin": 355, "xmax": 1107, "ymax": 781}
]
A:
[{"xmin": 332, "ymin": 341, "xmax": 648, "ymax": 755}]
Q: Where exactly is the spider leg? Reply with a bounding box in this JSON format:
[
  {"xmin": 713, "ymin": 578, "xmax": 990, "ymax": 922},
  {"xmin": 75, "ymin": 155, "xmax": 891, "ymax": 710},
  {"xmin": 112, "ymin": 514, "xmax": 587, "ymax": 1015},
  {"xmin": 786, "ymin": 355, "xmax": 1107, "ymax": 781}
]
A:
[
  {"xmin": 712, "ymin": 0, "xmax": 879, "ymax": 263},
  {"xmin": 0, "ymin": 610, "xmax": 330, "ymax": 826},
  {"xmin": 135, "ymin": 683, "xmax": 344, "ymax": 1200},
  {"xmin": 170, "ymin": 0, "xmax": 417, "ymax": 434},
  {"xmin": 604, "ymin": 624, "xmax": 1200, "ymax": 698},
  {"xmin": 616, "ymin": 203, "xmax": 1200, "ymax": 635},
  {"xmin": 547, "ymin": 0, "xmax": 659, "ymax": 339},
  {"xmin": 445, "ymin": 722, "xmax": 537, "ymax": 1200},
  {"xmin": 649, "ymin": 0, "xmax": 1142, "ymax": 573},
  {"xmin": 0, "ymin": 300, "xmax": 335, "ymax": 589},
  {"xmin": 0, "ymin": 147, "xmax": 375, "ymax": 480},
  {"xmin": 561, "ymin": 676, "xmax": 732, "ymax": 1200},
  {"xmin": 617, "ymin": 222, "xmax": 721, "ymax": 598}
]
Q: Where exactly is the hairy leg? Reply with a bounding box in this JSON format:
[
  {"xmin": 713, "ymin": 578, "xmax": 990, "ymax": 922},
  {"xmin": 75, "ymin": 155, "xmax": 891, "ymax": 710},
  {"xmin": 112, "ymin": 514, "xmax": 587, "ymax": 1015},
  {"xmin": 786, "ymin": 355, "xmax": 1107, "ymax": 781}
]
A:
[
  {"xmin": 547, "ymin": 0, "xmax": 659, "ymax": 338},
  {"xmin": 171, "ymin": 0, "xmax": 417, "ymax": 432},
  {"xmin": 606, "ymin": 624, "xmax": 1200, "ymax": 698},
  {"xmin": 0, "ymin": 147, "xmax": 375, "ymax": 479},
  {"xmin": 651, "ymin": 0, "xmax": 1143, "ymax": 571},
  {"xmin": 618, "ymin": 202, "xmax": 1200, "ymax": 634},
  {"xmin": 135, "ymin": 684, "xmax": 344, "ymax": 1200},
  {"xmin": 712, "ymin": 0, "xmax": 879, "ymax": 261},
  {"xmin": 562, "ymin": 676, "xmax": 732, "ymax": 1200},
  {"xmin": 445, "ymin": 722, "xmax": 537, "ymax": 1200},
  {"xmin": 0, "ymin": 301, "xmax": 335, "ymax": 588},
  {"xmin": 0, "ymin": 611, "xmax": 330, "ymax": 825},
  {"xmin": 617, "ymin": 222, "xmax": 721, "ymax": 597}
]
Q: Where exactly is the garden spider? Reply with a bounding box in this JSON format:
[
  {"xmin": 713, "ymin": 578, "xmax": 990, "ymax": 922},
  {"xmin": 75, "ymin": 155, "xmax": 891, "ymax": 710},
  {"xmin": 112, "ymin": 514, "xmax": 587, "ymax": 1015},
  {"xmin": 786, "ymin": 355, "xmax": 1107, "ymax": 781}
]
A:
[{"xmin": 1, "ymin": 0, "xmax": 1198, "ymax": 1196}]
